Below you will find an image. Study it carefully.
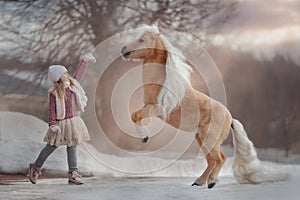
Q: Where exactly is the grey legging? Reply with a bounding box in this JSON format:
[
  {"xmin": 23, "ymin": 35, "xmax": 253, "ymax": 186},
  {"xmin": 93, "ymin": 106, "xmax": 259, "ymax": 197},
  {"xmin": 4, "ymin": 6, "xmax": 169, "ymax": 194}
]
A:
[{"xmin": 33, "ymin": 143, "xmax": 77, "ymax": 173}]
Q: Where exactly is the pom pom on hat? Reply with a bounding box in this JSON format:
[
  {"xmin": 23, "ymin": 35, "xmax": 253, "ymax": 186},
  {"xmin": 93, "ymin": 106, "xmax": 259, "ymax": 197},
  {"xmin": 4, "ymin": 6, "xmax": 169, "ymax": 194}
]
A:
[{"xmin": 48, "ymin": 65, "xmax": 68, "ymax": 82}]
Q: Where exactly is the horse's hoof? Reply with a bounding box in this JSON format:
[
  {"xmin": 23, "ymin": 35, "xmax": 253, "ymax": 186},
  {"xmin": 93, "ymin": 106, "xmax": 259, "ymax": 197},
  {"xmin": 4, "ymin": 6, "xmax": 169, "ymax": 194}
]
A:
[
  {"xmin": 208, "ymin": 182, "xmax": 216, "ymax": 189},
  {"xmin": 191, "ymin": 181, "xmax": 206, "ymax": 186},
  {"xmin": 141, "ymin": 136, "xmax": 149, "ymax": 143}
]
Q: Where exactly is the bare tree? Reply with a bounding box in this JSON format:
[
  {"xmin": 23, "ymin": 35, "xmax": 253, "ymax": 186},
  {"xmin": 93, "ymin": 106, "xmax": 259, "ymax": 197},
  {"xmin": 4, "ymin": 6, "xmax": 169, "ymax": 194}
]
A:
[
  {"xmin": 264, "ymin": 63, "xmax": 300, "ymax": 156},
  {"xmin": 118, "ymin": 0, "xmax": 236, "ymax": 32},
  {"xmin": 0, "ymin": 0, "xmax": 237, "ymax": 74}
]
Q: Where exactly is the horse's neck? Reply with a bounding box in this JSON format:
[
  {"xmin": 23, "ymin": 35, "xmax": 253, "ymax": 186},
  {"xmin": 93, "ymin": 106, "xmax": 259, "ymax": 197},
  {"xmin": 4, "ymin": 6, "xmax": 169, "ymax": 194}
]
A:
[
  {"xmin": 142, "ymin": 63, "xmax": 165, "ymax": 85},
  {"xmin": 142, "ymin": 53, "xmax": 167, "ymax": 105}
]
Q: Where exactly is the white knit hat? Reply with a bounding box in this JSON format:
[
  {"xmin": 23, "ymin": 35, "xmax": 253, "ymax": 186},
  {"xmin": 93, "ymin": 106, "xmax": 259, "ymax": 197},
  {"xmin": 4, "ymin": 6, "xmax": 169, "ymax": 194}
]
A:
[{"xmin": 48, "ymin": 65, "xmax": 68, "ymax": 82}]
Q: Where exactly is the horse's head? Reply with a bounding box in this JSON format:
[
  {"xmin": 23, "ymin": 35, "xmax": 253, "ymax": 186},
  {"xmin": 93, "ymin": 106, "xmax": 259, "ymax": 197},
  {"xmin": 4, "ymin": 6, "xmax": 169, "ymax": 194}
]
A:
[{"xmin": 121, "ymin": 31, "xmax": 166, "ymax": 61}]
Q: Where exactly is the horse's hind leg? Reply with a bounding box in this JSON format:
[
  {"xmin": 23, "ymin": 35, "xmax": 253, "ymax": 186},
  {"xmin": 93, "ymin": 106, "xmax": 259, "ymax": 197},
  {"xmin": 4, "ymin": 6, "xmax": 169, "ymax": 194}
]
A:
[
  {"xmin": 206, "ymin": 146, "xmax": 227, "ymax": 188},
  {"xmin": 192, "ymin": 153, "xmax": 216, "ymax": 187},
  {"xmin": 193, "ymin": 133, "xmax": 227, "ymax": 189},
  {"xmin": 192, "ymin": 133, "xmax": 216, "ymax": 187},
  {"xmin": 206, "ymin": 122, "xmax": 231, "ymax": 188}
]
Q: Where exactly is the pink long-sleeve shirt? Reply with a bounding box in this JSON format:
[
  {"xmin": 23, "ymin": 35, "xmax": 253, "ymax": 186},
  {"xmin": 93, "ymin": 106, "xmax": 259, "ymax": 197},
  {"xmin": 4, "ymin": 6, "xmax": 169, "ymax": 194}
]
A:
[{"xmin": 48, "ymin": 60, "xmax": 88, "ymax": 126}]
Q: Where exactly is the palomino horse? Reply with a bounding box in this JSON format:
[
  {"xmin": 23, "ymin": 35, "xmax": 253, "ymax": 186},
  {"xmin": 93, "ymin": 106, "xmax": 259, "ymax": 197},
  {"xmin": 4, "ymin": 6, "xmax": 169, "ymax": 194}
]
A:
[{"xmin": 121, "ymin": 26, "xmax": 288, "ymax": 188}]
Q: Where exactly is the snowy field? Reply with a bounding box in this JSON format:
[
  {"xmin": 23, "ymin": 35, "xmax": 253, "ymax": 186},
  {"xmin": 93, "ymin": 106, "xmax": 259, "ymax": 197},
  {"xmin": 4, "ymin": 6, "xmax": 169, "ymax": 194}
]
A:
[
  {"xmin": 1, "ymin": 174, "xmax": 300, "ymax": 200},
  {"xmin": 1, "ymin": 112, "xmax": 300, "ymax": 199}
]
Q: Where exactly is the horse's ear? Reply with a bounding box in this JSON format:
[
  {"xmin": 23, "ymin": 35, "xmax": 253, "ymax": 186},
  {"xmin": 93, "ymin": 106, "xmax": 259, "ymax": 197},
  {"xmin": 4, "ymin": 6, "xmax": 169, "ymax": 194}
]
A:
[{"xmin": 151, "ymin": 33, "xmax": 161, "ymax": 39}]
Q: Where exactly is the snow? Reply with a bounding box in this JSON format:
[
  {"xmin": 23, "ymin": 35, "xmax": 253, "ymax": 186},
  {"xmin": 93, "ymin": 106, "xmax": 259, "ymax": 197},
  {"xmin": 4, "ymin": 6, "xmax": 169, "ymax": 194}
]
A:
[
  {"xmin": 1, "ymin": 174, "xmax": 300, "ymax": 200},
  {"xmin": 1, "ymin": 111, "xmax": 300, "ymax": 199}
]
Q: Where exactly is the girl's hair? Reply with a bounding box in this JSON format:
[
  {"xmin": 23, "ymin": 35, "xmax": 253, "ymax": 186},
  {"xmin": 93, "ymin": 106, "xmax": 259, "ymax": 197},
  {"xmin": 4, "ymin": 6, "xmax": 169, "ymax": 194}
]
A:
[{"xmin": 52, "ymin": 77, "xmax": 74, "ymax": 99}]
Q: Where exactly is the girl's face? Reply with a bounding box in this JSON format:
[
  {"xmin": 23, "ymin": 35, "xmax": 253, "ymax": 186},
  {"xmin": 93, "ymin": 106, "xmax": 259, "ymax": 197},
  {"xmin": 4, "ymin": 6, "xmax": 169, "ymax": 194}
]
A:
[{"xmin": 60, "ymin": 72, "xmax": 69, "ymax": 82}]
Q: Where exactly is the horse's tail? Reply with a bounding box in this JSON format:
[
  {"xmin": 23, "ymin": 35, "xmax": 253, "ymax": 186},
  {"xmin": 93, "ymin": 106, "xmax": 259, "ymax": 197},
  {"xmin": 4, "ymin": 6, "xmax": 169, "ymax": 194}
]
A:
[{"xmin": 231, "ymin": 119, "xmax": 289, "ymax": 183}]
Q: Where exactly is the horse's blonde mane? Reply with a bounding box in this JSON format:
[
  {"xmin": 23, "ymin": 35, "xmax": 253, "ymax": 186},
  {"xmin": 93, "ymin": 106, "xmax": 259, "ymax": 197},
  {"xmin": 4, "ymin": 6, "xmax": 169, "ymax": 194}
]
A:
[
  {"xmin": 156, "ymin": 31, "xmax": 193, "ymax": 118},
  {"xmin": 137, "ymin": 25, "xmax": 193, "ymax": 118}
]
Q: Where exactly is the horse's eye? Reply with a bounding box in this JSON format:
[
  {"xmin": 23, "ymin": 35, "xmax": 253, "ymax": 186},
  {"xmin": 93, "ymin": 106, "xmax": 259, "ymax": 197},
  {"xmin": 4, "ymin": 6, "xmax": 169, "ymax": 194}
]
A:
[{"xmin": 139, "ymin": 38, "xmax": 144, "ymax": 43}]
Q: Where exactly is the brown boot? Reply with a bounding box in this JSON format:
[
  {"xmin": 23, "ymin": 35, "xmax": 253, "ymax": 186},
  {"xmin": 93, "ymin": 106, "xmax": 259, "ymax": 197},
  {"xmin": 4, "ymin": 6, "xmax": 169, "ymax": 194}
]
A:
[
  {"xmin": 68, "ymin": 171, "xmax": 83, "ymax": 185},
  {"xmin": 28, "ymin": 163, "xmax": 41, "ymax": 184}
]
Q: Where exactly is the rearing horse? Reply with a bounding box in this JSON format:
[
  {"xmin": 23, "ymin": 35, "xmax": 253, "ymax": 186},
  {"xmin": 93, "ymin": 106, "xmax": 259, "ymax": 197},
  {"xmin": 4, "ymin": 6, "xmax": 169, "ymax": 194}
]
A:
[{"xmin": 121, "ymin": 26, "xmax": 288, "ymax": 188}]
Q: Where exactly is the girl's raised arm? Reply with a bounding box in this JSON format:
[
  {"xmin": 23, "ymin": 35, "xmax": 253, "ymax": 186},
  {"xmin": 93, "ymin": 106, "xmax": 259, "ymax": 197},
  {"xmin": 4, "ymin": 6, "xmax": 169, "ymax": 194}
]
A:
[{"xmin": 73, "ymin": 53, "xmax": 96, "ymax": 82}]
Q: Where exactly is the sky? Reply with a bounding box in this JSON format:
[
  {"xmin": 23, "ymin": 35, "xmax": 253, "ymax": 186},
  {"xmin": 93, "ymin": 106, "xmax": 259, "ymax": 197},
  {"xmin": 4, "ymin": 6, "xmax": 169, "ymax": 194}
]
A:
[{"xmin": 212, "ymin": 0, "xmax": 300, "ymax": 65}]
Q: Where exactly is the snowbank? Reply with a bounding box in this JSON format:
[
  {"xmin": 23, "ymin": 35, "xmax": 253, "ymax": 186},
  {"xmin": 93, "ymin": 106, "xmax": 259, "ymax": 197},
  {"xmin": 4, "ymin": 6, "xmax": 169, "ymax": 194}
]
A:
[{"xmin": 0, "ymin": 111, "xmax": 48, "ymax": 173}]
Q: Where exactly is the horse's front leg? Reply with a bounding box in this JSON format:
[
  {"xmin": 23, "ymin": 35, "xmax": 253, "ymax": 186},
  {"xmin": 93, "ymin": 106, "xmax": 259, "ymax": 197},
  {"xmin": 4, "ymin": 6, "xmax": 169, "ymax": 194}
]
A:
[{"xmin": 131, "ymin": 104, "xmax": 162, "ymax": 143}]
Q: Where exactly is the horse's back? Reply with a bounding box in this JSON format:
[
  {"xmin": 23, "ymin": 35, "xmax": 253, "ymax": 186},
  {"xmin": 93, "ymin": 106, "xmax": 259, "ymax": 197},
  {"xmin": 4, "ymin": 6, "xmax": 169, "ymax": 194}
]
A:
[{"xmin": 166, "ymin": 89, "xmax": 232, "ymax": 134}]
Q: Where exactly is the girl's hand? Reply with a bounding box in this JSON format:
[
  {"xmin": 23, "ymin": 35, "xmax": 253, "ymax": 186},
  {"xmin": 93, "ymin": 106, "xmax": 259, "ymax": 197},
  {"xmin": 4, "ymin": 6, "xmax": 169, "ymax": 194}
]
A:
[
  {"xmin": 50, "ymin": 125, "xmax": 61, "ymax": 134},
  {"xmin": 81, "ymin": 53, "xmax": 96, "ymax": 63}
]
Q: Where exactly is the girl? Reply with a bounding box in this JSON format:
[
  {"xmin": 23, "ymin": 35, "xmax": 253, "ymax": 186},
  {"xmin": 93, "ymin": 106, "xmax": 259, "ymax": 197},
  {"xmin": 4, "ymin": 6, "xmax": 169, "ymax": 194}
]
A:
[{"xmin": 28, "ymin": 53, "xmax": 96, "ymax": 185}]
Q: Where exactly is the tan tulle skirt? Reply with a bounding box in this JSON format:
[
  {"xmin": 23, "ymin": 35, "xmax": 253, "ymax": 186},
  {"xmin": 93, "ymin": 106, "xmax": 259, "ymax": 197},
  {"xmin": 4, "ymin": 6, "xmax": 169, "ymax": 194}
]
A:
[{"xmin": 43, "ymin": 116, "xmax": 90, "ymax": 147}]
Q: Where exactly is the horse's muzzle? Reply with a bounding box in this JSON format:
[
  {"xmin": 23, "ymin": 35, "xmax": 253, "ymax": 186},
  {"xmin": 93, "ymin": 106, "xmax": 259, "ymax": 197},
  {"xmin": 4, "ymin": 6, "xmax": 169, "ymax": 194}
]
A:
[{"xmin": 121, "ymin": 46, "xmax": 131, "ymax": 58}]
